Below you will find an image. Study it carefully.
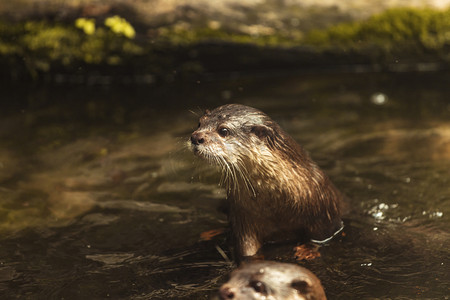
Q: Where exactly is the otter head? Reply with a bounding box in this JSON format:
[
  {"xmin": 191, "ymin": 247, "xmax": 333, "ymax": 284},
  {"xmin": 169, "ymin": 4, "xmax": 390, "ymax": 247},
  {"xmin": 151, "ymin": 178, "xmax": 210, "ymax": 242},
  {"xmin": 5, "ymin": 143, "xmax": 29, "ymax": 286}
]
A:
[
  {"xmin": 218, "ymin": 261, "xmax": 327, "ymax": 300},
  {"xmin": 190, "ymin": 104, "xmax": 278, "ymax": 168}
]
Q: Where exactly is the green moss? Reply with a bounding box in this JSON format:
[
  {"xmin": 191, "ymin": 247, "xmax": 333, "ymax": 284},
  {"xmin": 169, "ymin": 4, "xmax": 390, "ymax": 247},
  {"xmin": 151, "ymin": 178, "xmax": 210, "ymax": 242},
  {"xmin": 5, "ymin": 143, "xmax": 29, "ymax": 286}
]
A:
[
  {"xmin": 0, "ymin": 18, "xmax": 144, "ymax": 76},
  {"xmin": 0, "ymin": 21, "xmax": 24, "ymax": 55},
  {"xmin": 157, "ymin": 25, "xmax": 294, "ymax": 47},
  {"xmin": 131, "ymin": 7, "xmax": 450, "ymax": 52},
  {"xmin": 304, "ymin": 7, "xmax": 450, "ymax": 55},
  {"xmin": 23, "ymin": 22, "xmax": 82, "ymax": 64},
  {"xmin": 1, "ymin": 7, "xmax": 450, "ymax": 80}
]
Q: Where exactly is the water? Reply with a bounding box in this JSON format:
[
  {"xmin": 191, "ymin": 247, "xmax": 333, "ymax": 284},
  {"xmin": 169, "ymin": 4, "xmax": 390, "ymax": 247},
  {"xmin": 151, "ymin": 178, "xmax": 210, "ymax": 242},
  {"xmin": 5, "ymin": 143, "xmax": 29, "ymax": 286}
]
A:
[{"xmin": 0, "ymin": 71, "xmax": 449, "ymax": 299}]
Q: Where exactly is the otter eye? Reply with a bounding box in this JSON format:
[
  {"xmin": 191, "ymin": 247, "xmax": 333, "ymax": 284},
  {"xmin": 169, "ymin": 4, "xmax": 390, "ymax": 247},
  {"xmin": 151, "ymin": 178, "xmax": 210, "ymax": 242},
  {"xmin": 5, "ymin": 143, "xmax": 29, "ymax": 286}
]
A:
[
  {"xmin": 249, "ymin": 280, "xmax": 267, "ymax": 295},
  {"xmin": 218, "ymin": 127, "xmax": 229, "ymax": 137}
]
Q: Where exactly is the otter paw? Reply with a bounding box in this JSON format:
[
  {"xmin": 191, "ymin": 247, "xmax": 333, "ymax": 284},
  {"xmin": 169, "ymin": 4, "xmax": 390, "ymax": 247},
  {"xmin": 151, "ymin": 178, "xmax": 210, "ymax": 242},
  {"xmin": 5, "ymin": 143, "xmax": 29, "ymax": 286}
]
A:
[
  {"xmin": 294, "ymin": 244, "xmax": 321, "ymax": 261},
  {"xmin": 200, "ymin": 228, "xmax": 226, "ymax": 241}
]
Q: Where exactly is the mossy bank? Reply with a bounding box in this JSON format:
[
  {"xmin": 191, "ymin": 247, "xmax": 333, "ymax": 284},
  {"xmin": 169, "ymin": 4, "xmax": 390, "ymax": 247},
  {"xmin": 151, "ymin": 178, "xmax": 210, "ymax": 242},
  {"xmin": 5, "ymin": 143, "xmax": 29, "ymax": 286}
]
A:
[{"xmin": 1, "ymin": 7, "xmax": 450, "ymax": 83}]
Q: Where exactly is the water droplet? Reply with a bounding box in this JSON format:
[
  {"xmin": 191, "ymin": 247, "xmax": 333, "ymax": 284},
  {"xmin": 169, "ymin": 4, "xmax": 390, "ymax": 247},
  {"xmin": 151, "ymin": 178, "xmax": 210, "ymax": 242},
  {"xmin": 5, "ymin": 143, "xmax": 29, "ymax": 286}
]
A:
[
  {"xmin": 401, "ymin": 216, "xmax": 411, "ymax": 222},
  {"xmin": 430, "ymin": 211, "xmax": 443, "ymax": 218},
  {"xmin": 371, "ymin": 93, "xmax": 388, "ymax": 105},
  {"xmin": 378, "ymin": 203, "xmax": 389, "ymax": 210},
  {"xmin": 373, "ymin": 211, "xmax": 384, "ymax": 219}
]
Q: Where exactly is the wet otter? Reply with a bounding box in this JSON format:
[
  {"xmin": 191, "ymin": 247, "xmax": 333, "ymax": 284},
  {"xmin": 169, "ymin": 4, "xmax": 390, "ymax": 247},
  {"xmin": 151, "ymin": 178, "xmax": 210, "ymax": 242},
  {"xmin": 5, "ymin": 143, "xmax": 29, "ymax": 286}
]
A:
[
  {"xmin": 190, "ymin": 104, "xmax": 343, "ymax": 259},
  {"xmin": 218, "ymin": 260, "xmax": 327, "ymax": 300}
]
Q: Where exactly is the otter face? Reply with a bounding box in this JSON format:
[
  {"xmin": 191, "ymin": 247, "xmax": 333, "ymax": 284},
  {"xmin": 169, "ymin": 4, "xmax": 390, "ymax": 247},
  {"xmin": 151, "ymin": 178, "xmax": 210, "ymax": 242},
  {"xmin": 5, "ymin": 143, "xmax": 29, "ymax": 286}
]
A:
[
  {"xmin": 190, "ymin": 104, "xmax": 274, "ymax": 167},
  {"xmin": 218, "ymin": 261, "xmax": 326, "ymax": 300}
]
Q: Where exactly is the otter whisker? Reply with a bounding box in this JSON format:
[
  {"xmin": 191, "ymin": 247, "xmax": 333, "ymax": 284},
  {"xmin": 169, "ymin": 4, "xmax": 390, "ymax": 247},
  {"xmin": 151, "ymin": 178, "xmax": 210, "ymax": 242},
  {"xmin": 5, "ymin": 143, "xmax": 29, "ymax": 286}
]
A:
[
  {"xmin": 236, "ymin": 159, "xmax": 257, "ymax": 198},
  {"xmin": 188, "ymin": 109, "xmax": 200, "ymax": 117},
  {"xmin": 217, "ymin": 156, "xmax": 230, "ymax": 187},
  {"xmin": 223, "ymin": 157, "xmax": 239, "ymax": 196},
  {"xmin": 215, "ymin": 155, "xmax": 233, "ymax": 194},
  {"xmin": 232, "ymin": 158, "xmax": 253, "ymax": 197},
  {"xmin": 224, "ymin": 163, "xmax": 234, "ymax": 193}
]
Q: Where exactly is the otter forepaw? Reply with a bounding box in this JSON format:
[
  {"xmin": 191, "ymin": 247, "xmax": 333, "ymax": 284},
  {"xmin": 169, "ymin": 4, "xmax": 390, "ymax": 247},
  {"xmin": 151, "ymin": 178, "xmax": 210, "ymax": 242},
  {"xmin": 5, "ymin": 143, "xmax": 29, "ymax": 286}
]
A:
[
  {"xmin": 294, "ymin": 244, "xmax": 321, "ymax": 261},
  {"xmin": 200, "ymin": 228, "xmax": 226, "ymax": 241}
]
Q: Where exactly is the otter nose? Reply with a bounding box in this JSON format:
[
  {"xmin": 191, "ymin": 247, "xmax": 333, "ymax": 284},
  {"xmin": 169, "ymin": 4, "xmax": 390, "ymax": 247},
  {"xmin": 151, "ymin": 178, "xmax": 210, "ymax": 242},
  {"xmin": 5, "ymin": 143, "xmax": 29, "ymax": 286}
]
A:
[
  {"xmin": 191, "ymin": 132, "xmax": 206, "ymax": 145},
  {"xmin": 219, "ymin": 286, "xmax": 235, "ymax": 299}
]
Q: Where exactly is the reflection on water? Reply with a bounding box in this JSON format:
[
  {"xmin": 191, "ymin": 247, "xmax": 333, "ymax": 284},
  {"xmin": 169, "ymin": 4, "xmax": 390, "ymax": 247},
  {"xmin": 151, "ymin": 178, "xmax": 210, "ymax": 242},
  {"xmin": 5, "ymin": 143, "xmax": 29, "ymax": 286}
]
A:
[{"xmin": 0, "ymin": 72, "xmax": 449, "ymax": 299}]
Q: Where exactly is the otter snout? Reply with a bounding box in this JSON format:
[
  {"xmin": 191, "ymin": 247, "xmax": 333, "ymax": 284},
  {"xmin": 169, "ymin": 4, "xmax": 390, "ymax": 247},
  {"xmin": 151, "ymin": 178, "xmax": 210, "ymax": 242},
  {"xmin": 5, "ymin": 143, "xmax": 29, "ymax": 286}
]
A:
[
  {"xmin": 219, "ymin": 285, "xmax": 235, "ymax": 299},
  {"xmin": 191, "ymin": 132, "xmax": 206, "ymax": 145}
]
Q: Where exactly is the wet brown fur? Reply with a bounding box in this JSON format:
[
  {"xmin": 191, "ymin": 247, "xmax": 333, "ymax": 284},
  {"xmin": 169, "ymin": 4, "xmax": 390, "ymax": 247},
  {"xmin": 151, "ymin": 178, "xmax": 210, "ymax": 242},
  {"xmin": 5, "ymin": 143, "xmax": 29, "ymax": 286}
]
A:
[{"xmin": 190, "ymin": 104, "xmax": 343, "ymax": 259}]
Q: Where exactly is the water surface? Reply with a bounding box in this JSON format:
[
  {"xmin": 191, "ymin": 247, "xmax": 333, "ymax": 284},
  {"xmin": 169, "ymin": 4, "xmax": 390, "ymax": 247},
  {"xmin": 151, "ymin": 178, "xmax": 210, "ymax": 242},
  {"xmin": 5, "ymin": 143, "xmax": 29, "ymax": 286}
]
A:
[{"xmin": 0, "ymin": 71, "xmax": 449, "ymax": 299}]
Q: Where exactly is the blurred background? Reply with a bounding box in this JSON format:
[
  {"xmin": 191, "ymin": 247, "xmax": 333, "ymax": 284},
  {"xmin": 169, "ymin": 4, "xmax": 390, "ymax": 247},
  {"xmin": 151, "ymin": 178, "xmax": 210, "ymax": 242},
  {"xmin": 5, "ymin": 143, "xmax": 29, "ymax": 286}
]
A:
[
  {"xmin": 0, "ymin": 1, "xmax": 449, "ymax": 299},
  {"xmin": 1, "ymin": 0, "xmax": 450, "ymax": 82}
]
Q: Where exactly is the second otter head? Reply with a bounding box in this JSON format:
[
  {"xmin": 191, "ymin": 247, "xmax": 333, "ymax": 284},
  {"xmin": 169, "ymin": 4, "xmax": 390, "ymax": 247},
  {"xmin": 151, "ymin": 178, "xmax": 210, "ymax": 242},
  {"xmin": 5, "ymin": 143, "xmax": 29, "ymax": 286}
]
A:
[
  {"xmin": 190, "ymin": 104, "xmax": 278, "ymax": 168},
  {"xmin": 218, "ymin": 261, "xmax": 327, "ymax": 300}
]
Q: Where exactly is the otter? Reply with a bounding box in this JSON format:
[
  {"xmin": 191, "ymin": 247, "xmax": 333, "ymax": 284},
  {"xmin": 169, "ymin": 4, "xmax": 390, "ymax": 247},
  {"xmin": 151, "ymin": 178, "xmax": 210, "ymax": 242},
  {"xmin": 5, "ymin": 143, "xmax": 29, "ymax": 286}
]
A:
[
  {"xmin": 190, "ymin": 104, "xmax": 343, "ymax": 259},
  {"xmin": 218, "ymin": 260, "xmax": 327, "ymax": 300}
]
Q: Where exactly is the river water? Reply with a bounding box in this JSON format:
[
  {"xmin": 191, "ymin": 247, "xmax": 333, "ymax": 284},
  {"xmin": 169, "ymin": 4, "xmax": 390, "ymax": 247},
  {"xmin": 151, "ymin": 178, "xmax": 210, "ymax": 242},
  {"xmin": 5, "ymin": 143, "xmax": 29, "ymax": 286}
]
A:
[{"xmin": 0, "ymin": 71, "xmax": 449, "ymax": 299}]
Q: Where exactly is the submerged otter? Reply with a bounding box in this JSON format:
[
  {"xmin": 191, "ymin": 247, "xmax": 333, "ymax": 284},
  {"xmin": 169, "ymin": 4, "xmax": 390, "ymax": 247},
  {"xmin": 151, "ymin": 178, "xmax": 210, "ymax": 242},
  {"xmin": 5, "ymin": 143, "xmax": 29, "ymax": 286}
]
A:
[
  {"xmin": 190, "ymin": 104, "xmax": 343, "ymax": 259},
  {"xmin": 218, "ymin": 261, "xmax": 327, "ymax": 300}
]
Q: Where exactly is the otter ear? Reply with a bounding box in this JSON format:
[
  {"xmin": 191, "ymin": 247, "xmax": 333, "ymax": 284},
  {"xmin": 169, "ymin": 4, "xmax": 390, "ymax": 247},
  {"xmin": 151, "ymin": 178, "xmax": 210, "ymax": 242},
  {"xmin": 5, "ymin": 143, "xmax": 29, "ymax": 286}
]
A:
[
  {"xmin": 291, "ymin": 279, "xmax": 312, "ymax": 295},
  {"xmin": 251, "ymin": 125, "xmax": 276, "ymax": 147},
  {"xmin": 251, "ymin": 125, "xmax": 272, "ymax": 140}
]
